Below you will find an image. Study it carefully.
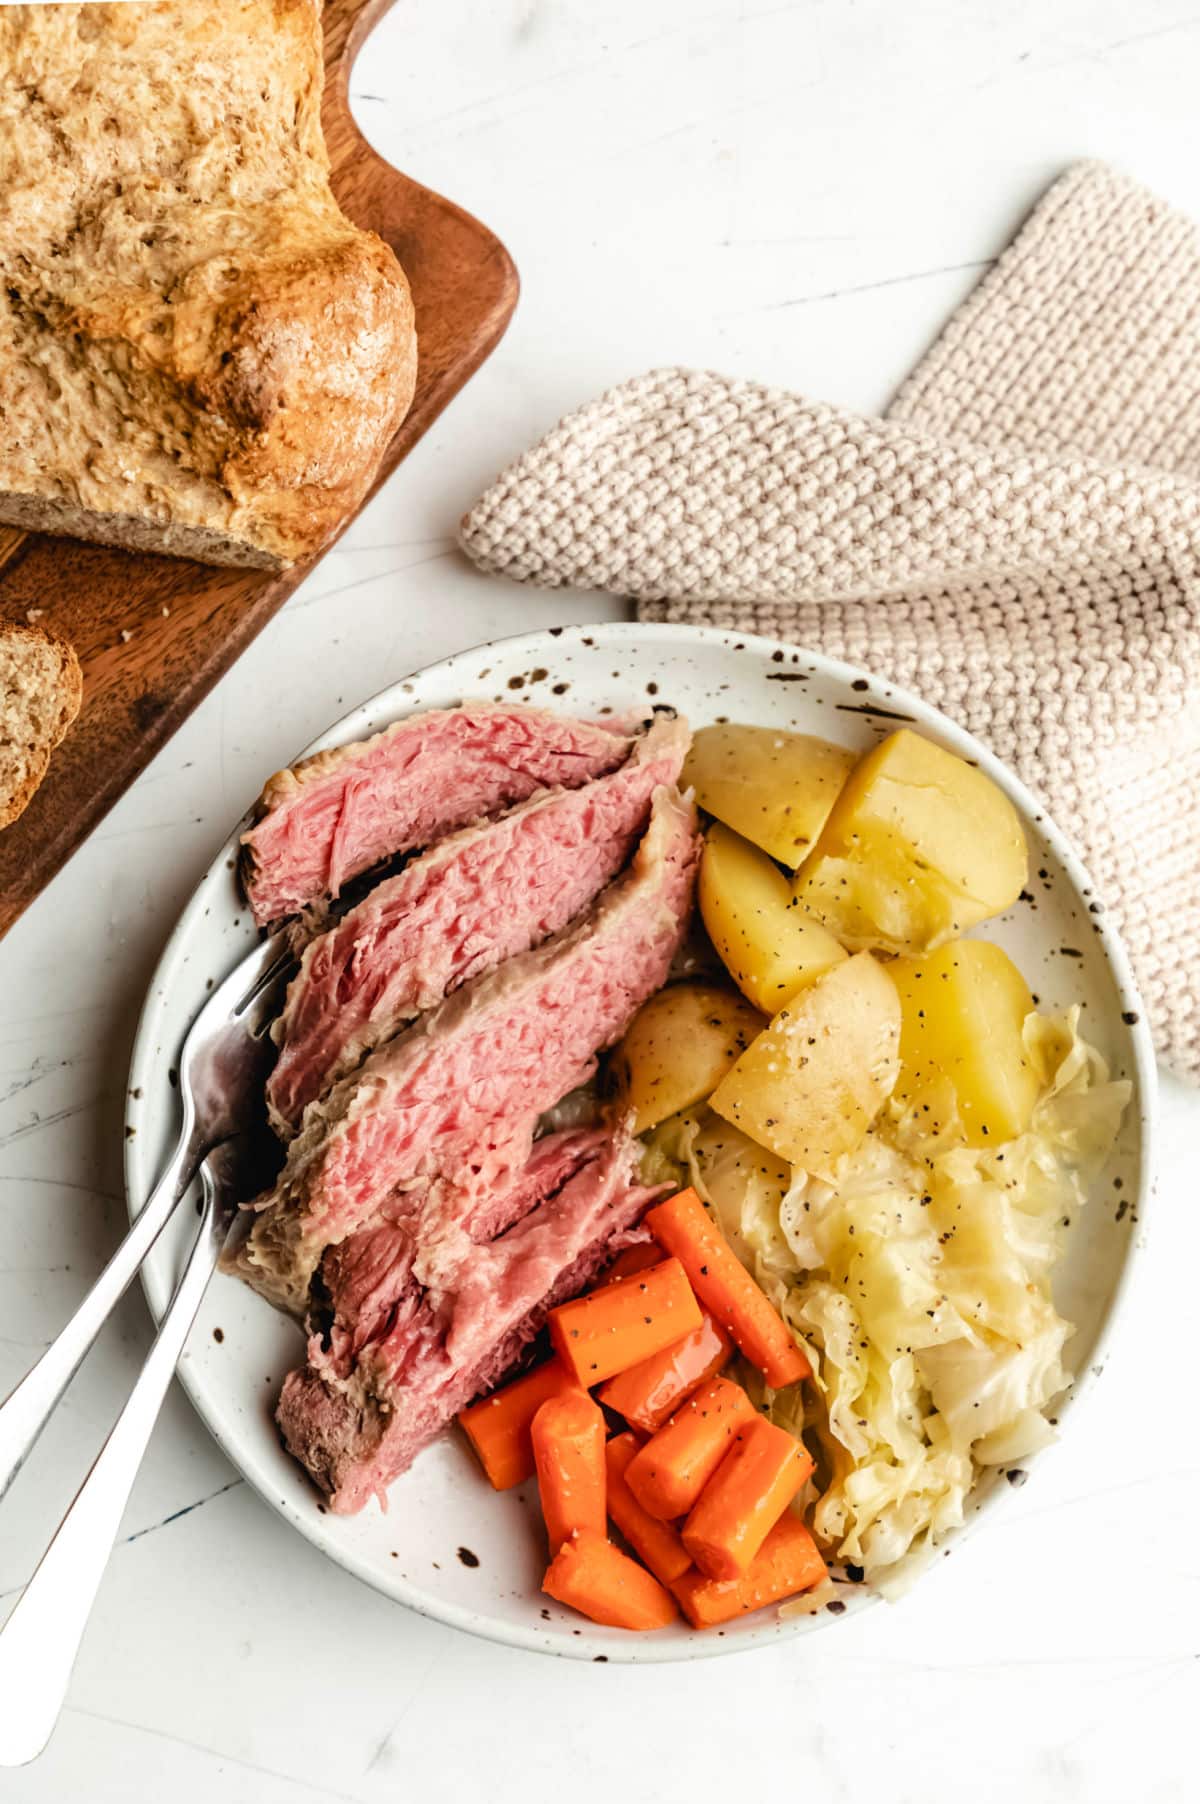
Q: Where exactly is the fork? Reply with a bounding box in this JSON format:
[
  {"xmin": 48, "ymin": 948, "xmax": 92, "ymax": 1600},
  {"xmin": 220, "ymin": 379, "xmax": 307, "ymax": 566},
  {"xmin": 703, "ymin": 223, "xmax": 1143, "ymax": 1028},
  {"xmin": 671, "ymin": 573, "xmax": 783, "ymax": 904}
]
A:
[
  {"xmin": 0, "ymin": 1139, "xmax": 253, "ymax": 1766},
  {"xmin": 0, "ymin": 931, "xmax": 295, "ymax": 1766},
  {"xmin": 0, "ymin": 930, "xmax": 292, "ymax": 1504}
]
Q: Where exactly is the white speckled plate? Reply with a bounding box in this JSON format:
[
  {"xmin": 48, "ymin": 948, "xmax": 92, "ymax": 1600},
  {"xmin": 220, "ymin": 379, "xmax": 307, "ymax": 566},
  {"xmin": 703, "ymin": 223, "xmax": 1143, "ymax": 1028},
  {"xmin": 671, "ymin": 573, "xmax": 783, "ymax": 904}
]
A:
[{"xmin": 125, "ymin": 623, "xmax": 1155, "ymax": 1661}]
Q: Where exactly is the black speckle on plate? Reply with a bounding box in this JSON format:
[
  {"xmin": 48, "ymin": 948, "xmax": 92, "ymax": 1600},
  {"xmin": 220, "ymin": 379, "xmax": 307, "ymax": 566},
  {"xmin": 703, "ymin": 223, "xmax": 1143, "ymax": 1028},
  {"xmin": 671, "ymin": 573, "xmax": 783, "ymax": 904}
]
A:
[
  {"xmin": 1122, "ymin": 1010, "xmax": 1140, "ymax": 1026},
  {"xmin": 212, "ymin": 1326, "xmax": 224, "ymax": 1344},
  {"xmin": 593, "ymin": 1655, "xmax": 609, "ymax": 1663},
  {"xmin": 457, "ymin": 1546, "xmax": 480, "ymax": 1569},
  {"xmin": 835, "ymin": 701, "xmax": 914, "ymax": 721},
  {"xmin": 1006, "ymin": 1469, "xmax": 1028, "ymax": 1487},
  {"xmin": 826, "ymin": 1599, "xmax": 847, "ymax": 1615}
]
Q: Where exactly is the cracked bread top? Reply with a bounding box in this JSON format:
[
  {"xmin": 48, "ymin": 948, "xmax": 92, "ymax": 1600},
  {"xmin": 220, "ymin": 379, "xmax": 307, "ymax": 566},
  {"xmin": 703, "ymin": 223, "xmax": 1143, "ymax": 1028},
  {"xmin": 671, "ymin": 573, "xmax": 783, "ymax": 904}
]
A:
[{"xmin": 0, "ymin": 1, "xmax": 417, "ymax": 567}]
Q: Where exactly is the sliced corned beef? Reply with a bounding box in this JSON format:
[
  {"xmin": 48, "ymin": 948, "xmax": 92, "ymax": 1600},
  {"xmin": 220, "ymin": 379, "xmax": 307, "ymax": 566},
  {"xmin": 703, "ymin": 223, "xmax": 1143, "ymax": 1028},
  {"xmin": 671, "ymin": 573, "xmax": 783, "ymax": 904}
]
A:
[
  {"xmin": 231, "ymin": 1105, "xmax": 553, "ymax": 1317},
  {"xmin": 232, "ymin": 786, "xmax": 700, "ymax": 1313},
  {"xmin": 313, "ymin": 1125, "xmax": 608, "ymax": 1379},
  {"xmin": 277, "ymin": 1127, "xmax": 658, "ymax": 1513},
  {"xmin": 241, "ymin": 703, "xmax": 632, "ymax": 925},
  {"xmin": 265, "ymin": 712, "xmax": 690, "ymax": 1132}
]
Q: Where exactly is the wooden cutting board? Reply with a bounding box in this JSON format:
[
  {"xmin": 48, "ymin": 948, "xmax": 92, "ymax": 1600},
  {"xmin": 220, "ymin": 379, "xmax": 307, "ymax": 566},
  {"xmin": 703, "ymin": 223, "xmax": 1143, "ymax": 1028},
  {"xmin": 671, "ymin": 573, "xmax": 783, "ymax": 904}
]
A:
[{"xmin": 0, "ymin": 0, "xmax": 518, "ymax": 936}]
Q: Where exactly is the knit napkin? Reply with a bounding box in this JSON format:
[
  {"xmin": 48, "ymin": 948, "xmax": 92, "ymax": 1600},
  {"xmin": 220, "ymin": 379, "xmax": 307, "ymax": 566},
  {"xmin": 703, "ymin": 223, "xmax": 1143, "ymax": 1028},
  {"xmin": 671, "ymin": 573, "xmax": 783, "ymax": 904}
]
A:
[{"xmin": 460, "ymin": 162, "xmax": 1200, "ymax": 1080}]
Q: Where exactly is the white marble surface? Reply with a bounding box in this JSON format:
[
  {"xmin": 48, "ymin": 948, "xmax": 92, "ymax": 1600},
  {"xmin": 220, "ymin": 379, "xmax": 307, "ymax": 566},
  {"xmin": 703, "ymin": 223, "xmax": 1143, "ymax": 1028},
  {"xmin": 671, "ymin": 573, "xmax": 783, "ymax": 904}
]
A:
[{"xmin": 2, "ymin": 1, "xmax": 1198, "ymax": 1797}]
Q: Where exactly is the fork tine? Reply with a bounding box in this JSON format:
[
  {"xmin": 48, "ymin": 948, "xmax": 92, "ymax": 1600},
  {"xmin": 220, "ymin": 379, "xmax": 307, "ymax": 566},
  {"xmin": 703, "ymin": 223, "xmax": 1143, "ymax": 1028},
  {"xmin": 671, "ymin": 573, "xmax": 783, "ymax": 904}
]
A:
[{"xmin": 230, "ymin": 943, "xmax": 295, "ymax": 1018}]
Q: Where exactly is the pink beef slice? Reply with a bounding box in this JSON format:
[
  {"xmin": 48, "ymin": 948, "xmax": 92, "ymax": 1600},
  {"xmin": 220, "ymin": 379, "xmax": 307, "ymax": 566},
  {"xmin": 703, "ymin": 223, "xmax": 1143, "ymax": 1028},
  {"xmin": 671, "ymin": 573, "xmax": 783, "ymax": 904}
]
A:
[
  {"xmin": 277, "ymin": 1127, "xmax": 658, "ymax": 1513},
  {"xmin": 266, "ymin": 711, "xmax": 690, "ymax": 1132},
  {"xmin": 230, "ymin": 785, "xmax": 699, "ymax": 1314},
  {"xmin": 312, "ymin": 1125, "xmax": 608, "ymax": 1379},
  {"xmin": 241, "ymin": 703, "xmax": 632, "ymax": 925}
]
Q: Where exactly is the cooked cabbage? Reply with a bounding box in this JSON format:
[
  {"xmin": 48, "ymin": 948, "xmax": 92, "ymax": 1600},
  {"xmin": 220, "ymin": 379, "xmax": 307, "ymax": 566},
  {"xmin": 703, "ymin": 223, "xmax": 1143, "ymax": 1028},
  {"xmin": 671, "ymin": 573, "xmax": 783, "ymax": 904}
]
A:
[{"xmin": 645, "ymin": 1007, "xmax": 1129, "ymax": 1588}]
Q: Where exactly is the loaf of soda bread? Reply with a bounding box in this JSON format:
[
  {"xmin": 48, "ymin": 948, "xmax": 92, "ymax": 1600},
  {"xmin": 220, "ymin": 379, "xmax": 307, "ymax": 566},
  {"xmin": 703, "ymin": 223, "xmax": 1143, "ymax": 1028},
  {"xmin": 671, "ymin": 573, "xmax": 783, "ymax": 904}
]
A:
[{"xmin": 0, "ymin": 1, "xmax": 417, "ymax": 569}]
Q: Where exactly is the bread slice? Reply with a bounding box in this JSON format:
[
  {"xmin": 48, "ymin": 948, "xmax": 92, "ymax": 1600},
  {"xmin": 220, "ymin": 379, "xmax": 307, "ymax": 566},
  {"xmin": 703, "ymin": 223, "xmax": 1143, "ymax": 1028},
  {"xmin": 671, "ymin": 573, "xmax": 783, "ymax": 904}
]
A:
[
  {"xmin": 0, "ymin": 2, "xmax": 417, "ymax": 570},
  {"xmin": 0, "ymin": 624, "xmax": 83, "ymax": 828}
]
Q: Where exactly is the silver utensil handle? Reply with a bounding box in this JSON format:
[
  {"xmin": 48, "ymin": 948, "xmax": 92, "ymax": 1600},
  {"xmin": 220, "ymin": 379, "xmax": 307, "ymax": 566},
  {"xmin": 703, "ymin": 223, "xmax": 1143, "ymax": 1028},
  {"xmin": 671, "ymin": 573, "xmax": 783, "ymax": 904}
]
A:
[
  {"xmin": 0, "ymin": 1124, "xmax": 195, "ymax": 1502},
  {"xmin": 0, "ymin": 1176, "xmax": 223, "ymax": 1768}
]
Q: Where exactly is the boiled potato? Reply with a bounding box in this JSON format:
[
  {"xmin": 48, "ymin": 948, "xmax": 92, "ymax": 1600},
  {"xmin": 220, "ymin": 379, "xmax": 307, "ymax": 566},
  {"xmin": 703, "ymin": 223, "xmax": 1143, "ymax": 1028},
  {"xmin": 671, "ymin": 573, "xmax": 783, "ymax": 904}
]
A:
[
  {"xmin": 710, "ymin": 953, "xmax": 901, "ymax": 1174},
  {"xmin": 794, "ymin": 728, "xmax": 1027, "ymax": 954},
  {"xmin": 684, "ymin": 723, "xmax": 855, "ymax": 866},
  {"xmin": 699, "ymin": 821, "xmax": 847, "ymax": 1014},
  {"xmin": 890, "ymin": 940, "xmax": 1039, "ymax": 1146},
  {"xmin": 609, "ymin": 982, "xmax": 766, "ymax": 1134}
]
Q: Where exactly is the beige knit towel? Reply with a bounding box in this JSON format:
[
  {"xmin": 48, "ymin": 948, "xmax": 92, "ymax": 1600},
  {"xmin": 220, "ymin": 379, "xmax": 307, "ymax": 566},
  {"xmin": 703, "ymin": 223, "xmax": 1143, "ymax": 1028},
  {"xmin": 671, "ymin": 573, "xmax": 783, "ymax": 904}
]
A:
[{"xmin": 461, "ymin": 162, "xmax": 1200, "ymax": 1080}]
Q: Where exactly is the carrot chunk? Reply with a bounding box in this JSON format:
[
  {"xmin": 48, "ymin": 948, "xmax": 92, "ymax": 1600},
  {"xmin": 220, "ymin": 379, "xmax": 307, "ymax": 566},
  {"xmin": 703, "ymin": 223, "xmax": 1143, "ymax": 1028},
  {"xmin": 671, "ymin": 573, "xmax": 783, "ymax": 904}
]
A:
[
  {"xmin": 457, "ymin": 1359, "xmax": 580, "ymax": 1491},
  {"xmin": 531, "ymin": 1390, "xmax": 607, "ymax": 1555},
  {"xmin": 625, "ymin": 1375, "xmax": 756, "ymax": 1521},
  {"xmin": 543, "ymin": 1529, "xmax": 678, "ymax": 1630},
  {"xmin": 605, "ymin": 1433, "xmax": 693, "ymax": 1585},
  {"xmin": 598, "ymin": 1310, "xmax": 732, "ymax": 1434},
  {"xmin": 549, "ymin": 1257, "xmax": 703, "ymax": 1387},
  {"xmin": 682, "ymin": 1413, "xmax": 814, "ymax": 1579},
  {"xmin": 646, "ymin": 1189, "xmax": 811, "ymax": 1387},
  {"xmin": 596, "ymin": 1243, "xmax": 664, "ymax": 1287},
  {"xmin": 673, "ymin": 1513, "xmax": 829, "ymax": 1627}
]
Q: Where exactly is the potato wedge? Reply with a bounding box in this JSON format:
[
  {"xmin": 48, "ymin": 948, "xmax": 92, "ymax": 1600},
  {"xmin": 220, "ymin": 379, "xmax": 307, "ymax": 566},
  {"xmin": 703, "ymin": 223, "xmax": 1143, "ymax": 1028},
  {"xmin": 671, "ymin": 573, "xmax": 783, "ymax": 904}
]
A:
[
  {"xmin": 710, "ymin": 953, "xmax": 901, "ymax": 1173},
  {"xmin": 684, "ymin": 723, "xmax": 855, "ymax": 866},
  {"xmin": 609, "ymin": 982, "xmax": 766, "ymax": 1134},
  {"xmin": 794, "ymin": 728, "xmax": 1027, "ymax": 954},
  {"xmin": 699, "ymin": 822, "xmax": 847, "ymax": 1014},
  {"xmin": 890, "ymin": 940, "xmax": 1039, "ymax": 1146}
]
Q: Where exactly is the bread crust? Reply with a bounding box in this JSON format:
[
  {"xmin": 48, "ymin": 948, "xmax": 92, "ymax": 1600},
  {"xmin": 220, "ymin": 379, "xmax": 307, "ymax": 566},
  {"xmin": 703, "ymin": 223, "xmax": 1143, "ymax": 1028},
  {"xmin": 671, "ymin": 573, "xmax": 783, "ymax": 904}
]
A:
[
  {"xmin": 0, "ymin": 623, "xmax": 83, "ymax": 828},
  {"xmin": 0, "ymin": 1, "xmax": 417, "ymax": 568}
]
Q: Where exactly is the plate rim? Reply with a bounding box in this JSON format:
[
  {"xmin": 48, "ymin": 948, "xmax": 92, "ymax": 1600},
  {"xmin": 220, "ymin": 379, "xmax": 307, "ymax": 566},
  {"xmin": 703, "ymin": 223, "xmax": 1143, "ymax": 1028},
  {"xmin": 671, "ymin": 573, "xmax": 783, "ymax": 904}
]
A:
[{"xmin": 125, "ymin": 618, "xmax": 1158, "ymax": 1662}]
